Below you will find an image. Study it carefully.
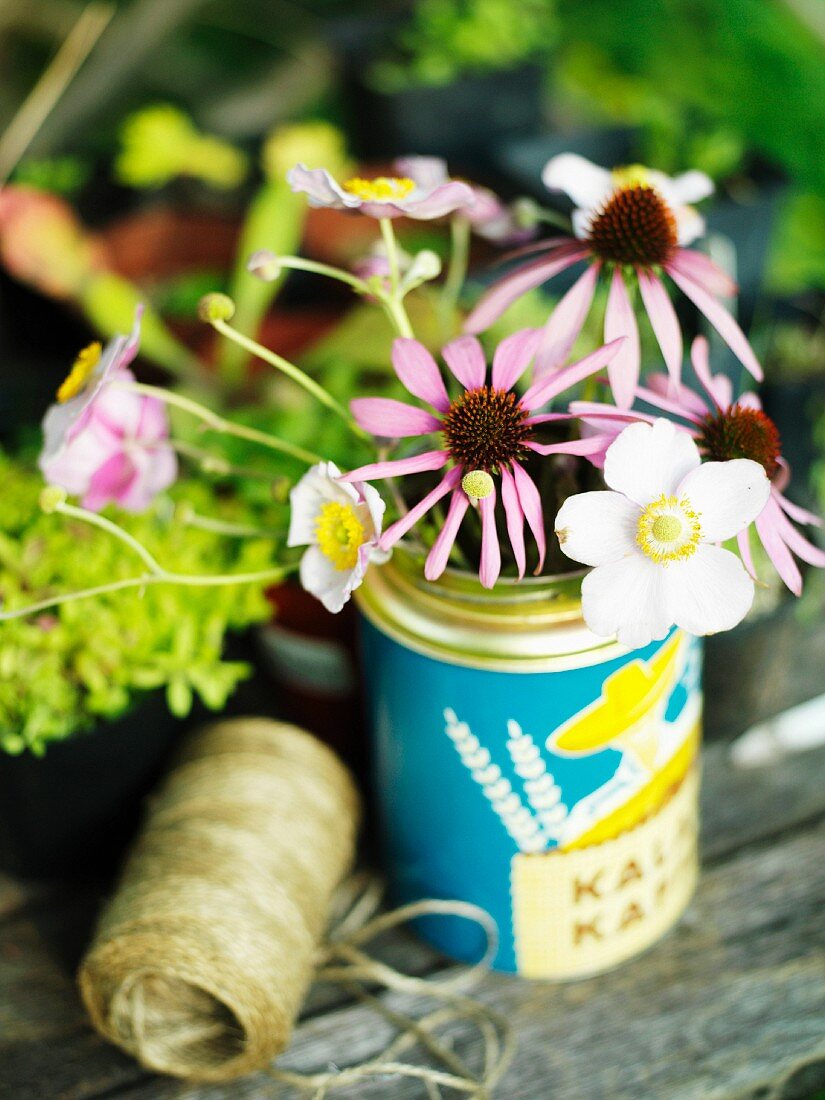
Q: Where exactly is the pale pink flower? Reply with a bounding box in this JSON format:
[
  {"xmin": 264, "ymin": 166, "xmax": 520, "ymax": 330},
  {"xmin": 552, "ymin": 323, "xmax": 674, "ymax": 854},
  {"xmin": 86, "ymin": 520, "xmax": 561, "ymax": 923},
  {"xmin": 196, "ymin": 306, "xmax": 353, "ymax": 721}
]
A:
[
  {"xmin": 287, "ymin": 159, "xmax": 474, "ymax": 220},
  {"xmin": 39, "ymin": 309, "xmax": 177, "ymax": 513},
  {"xmin": 341, "ymin": 331, "xmax": 624, "ymax": 588},
  {"xmin": 465, "ymin": 154, "xmax": 762, "ymax": 408},
  {"xmin": 396, "ymin": 156, "xmax": 535, "ymax": 245},
  {"xmin": 555, "ymin": 418, "xmax": 771, "ymax": 647}
]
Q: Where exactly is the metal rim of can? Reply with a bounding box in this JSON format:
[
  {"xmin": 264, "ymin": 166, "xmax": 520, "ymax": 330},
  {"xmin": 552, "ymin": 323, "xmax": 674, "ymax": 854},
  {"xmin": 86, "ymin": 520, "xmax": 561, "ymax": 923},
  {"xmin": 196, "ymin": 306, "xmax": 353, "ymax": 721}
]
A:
[{"xmin": 356, "ymin": 546, "xmax": 631, "ymax": 672}]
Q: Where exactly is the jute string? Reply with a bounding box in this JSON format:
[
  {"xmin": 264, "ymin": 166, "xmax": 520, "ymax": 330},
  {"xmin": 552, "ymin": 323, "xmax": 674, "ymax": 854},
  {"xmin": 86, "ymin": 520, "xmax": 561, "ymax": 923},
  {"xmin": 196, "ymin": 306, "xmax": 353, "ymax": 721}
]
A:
[{"xmin": 78, "ymin": 718, "xmax": 514, "ymax": 1096}]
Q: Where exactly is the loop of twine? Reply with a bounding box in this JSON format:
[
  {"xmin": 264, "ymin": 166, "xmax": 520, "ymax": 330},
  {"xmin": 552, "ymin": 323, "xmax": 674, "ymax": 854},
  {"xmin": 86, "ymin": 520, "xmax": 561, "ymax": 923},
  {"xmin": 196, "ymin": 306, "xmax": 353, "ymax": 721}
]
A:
[{"xmin": 78, "ymin": 719, "xmax": 514, "ymax": 1097}]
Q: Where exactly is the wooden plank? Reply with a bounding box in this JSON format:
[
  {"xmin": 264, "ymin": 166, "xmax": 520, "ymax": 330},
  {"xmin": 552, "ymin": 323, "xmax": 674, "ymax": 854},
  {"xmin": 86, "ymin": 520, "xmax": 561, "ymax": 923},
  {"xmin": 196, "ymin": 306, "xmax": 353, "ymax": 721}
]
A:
[
  {"xmin": 1, "ymin": 740, "xmax": 824, "ymax": 1100},
  {"xmin": 111, "ymin": 816, "xmax": 825, "ymax": 1100}
]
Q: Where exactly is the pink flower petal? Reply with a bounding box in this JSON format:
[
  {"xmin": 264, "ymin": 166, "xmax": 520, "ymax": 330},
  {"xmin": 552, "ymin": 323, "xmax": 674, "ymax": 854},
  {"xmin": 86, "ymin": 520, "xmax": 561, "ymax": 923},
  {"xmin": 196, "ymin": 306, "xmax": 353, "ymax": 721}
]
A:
[
  {"xmin": 379, "ymin": 468, "xmax": 461, "ymax": 550},
  {"xmin": 526, "ymin": 434, "xmax": 617, "ymax": 457},
  {"xmin": 392, "ymin": 338, "xmax": 450, "ymax": 412},
  {"xmin": 479, "ymin": 488, "xmax": 501, "ymax": 588},
  {"xmin": 287, "ymin": 164, "xmax": 356, "ymax": 209},
  {"xmin": 402, "ymin": 181, "xmax": 476, "ymax": 220},
  {"xmin": 737, "ymin": 527, "xmax": 758, "ymax": 580},
  {"xmin": 442, "ymin": 335, "xmax": 487, "ymax": 389},
  {"xmin": 774, "ymin": 487, "xmax": 823, "ymax": 528},
  {"xmin": 500, "ymin": 467, "xmax": 526, "ymax": 579},
  {"xmin": 463, "ymin": 243, "xmax": 588, "ymax": 335},
  {"xmin": 342, "ymin": 450, "xmax": 449, "ymax": 482},
  {"xmin": 755, "ymin": 497, "xmax": 802, "ymax": 595},
  {"xmin": 491, "ymin": 328, "xmax": 542, "ymax": 391},
  {"xmin": 534, "ymin": 263, "xmax": 601, "ymax": 378},
  {"xmin": 523, "ymin": 411, "xmax": 577, "ymax": 426},
  {"xmin": 637, "ymin": 270, "xmax": 683, "ymax": 388},
  {"xmin": 771, "ymin": 499, "xmax": 825, "ymax": 567},
  {"xmin": 604, "ymin": 267, "xmax": 640, "ymax": 409},
  {"xmin": 666, "ymin": 265, "xmax": 763, "ymax": 381},
  {"xmin": 688, "ymin": 335, "xmax": 726, "ymax": 410},
  {"xmin": 521, "ymin": 337, "xmax": 625, "ymax": 412},
  {"xmin": 351, "ymin": 397, "xmax": 442, "ymax": 438},
  {"xmin": 669, "ymin": 249, "xmax": 738, "ymax": 298},
  {"xmin": 512, "ymin": 463, "xmax": 545, "ymax": 573},
  {"xmin": 425, "ymin": 489, "xmax": 469, "ymax": 580},
  {"xmin": 641, "ymin": 375, "xmax": 707, "ymax": 422},
  {"xmin": 82, "ymin": 451, "xmax": 136, "ymax": 512}
]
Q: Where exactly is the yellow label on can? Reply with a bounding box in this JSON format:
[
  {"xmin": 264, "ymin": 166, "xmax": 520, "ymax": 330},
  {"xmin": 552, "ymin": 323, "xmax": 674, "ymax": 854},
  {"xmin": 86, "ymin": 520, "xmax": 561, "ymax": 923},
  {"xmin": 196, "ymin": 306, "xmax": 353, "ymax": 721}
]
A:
[{"xmin": 511, "ymin": 766, "xmax": 699, "ymax": 979}]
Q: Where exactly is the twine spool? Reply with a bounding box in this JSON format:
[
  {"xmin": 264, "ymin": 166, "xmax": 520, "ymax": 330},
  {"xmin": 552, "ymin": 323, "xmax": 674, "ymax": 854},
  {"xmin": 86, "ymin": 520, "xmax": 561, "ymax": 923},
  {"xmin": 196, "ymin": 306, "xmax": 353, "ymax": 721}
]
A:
[{"xmin": 78, "ymin": 718, "xmax": 360, "ymax": 1083}]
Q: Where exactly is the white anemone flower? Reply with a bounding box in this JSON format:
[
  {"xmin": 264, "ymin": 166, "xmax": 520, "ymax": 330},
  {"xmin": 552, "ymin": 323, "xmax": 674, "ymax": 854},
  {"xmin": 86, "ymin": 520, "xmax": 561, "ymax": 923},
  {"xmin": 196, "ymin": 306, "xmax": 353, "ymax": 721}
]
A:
[
  {"xmin": 542, "ymin": 153, "xmax": 714, "ymax": 247},
  {"xmin": 288, "ymin": 462, "xmax": 389, "ymax": 613},
  {"xmin": 554, "ymin": 419, "xmax": 771, "ymax": 648}
]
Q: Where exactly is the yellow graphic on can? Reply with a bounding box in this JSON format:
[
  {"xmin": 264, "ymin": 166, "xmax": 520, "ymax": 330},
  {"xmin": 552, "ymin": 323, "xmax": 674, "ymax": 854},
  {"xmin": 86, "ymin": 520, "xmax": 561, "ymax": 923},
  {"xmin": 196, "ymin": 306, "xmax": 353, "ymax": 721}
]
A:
[{"xmin": 549, "ymin": 632, "xmax": 685, "ymax": 771}]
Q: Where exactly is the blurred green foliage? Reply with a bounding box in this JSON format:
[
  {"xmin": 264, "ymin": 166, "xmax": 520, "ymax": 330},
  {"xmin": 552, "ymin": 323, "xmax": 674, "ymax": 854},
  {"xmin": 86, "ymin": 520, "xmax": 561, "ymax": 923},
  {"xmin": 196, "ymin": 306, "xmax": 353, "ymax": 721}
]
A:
[
  {"xmin": 0, "ymin": 451, "xmax": 281, "ymax": 755},
  {"xmin": 372, "ymin": 0, "xmax": 555, "ymax": 89},
  {"xmin": 554, "ymin": 0, "xmax": 825, "ymax": 190}
]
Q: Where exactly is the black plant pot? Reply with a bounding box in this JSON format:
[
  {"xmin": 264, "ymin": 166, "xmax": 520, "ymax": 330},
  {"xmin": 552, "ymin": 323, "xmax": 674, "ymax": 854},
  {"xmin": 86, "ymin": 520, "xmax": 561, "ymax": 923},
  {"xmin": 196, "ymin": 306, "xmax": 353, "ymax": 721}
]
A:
[
  {"xmin": 330, "ymin": 15, "xmax": 545, "ymax": 172},
  {"xmin": 0, "ymin": 692, "xmax": 185, "ymax": 880},
  {"xmin": 341, "ymin": 65, "xmax": 545, "ymax": 172}
]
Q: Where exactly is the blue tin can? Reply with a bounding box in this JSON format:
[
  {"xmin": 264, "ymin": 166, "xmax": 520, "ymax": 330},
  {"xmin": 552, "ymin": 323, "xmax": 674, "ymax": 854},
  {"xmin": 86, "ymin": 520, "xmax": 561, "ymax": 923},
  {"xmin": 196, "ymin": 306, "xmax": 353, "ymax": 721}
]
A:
[{"xmin": 357, "ymin": 550, "xmax": 702, "ymax": 978}]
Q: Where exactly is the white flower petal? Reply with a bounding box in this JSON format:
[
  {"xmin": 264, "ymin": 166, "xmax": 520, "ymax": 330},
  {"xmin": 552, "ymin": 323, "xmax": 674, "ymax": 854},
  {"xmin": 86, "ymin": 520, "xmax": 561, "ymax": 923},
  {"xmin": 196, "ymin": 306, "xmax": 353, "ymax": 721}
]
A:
[
  {"xmin": 287, "ymin": 461, "xmax": 358, "ymax": 547},
  {"xmin": 357, "ymin": 479, "xmax": 387, "ymax": 542},
  {"xmin": 603, "ymin": 419, "xmax": 701, "ymax": 507},
  {"xmin": 674, "ymin": 205, "xmax": 706, "ymax": 246},
  {"xmin": 571, "ymin": 208, "xmax": 594, "ymax": 240},
  {"xmin": 678, "ymin": 459, "xmax": 771, "ymax": 543},
  {"xmin": 555, "ymin": 491, "xmax": 640, "ymax": 566},
  {"xmin": 542, "ymin": 154, "xmax": 613, "ymax": 211},
  {"xmin": 394, "ymin": 155, "xmax": 449, "ymax": 190},
  {"xmin": 663, "ymin": 544, "xmax": 754, "ymax": 636},
  {"xmin": 667, "ymin": 170, "xmax": 714, "ymax": 206},
  {"xmin": 299, "ymin": 545, "xmax": 363, "ymax": 614},
  {"xmin": 581, "ymin": 554, "xmax": 673, "ymax": 648}
]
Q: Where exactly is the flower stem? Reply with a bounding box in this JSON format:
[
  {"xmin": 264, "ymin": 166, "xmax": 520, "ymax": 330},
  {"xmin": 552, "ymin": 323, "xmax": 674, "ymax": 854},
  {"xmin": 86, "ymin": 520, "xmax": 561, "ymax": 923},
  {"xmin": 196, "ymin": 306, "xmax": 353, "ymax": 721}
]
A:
[
  {"xmin": 440, "ymin": 215, "xmax": 470, "ymax": 339},
  {"xmin": 378, "ymin": 218, "xmax": 415, "ymax": 338},
  {"xmin": 119, "ymin": 381, "xmax": 324, "ymax": 465},
  {"xmin": 55, "ymin": 500, "xmax": 164, "ymax": 574},
  {"xmin": 170, "ymin": 440, "xmax": 279, "ymax": 482},
  {"xmin": 177, "ymin": 508, "xmax": 282, "ymax": 540},
  {"xmin": 0, "ymin": 565, "xmax": 296, "ymax": 622},
  {"xmin": 381, "ymin": 295, "xmax": 415, "ymax": 339},
  {"xmin": 210, "ymin": 319, "xmax": 370, "ymax": 442},
  {"xmin": 262, "ymin": 256, "xmax": 370, "ymax": 294}
]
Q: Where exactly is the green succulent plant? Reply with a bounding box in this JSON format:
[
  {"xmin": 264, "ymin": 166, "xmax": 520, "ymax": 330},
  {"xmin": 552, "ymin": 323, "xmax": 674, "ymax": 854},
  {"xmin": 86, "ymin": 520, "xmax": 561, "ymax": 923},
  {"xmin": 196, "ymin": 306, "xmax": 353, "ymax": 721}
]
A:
[{"xmin": 0, "ymin": 451, "xmax": 281, "ymax": 756}]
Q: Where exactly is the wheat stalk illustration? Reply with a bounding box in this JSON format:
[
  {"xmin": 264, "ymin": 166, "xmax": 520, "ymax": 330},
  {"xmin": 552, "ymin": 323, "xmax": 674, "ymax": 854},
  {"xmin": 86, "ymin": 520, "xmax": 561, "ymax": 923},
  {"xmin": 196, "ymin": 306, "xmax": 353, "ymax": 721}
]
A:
[
  {"xmin": 506, "ymin": 720, "xmax": 569, "ymax": 842},
  {"xmin": 444, "ymin": 708, "xmax": 548, "ymax": 853}
]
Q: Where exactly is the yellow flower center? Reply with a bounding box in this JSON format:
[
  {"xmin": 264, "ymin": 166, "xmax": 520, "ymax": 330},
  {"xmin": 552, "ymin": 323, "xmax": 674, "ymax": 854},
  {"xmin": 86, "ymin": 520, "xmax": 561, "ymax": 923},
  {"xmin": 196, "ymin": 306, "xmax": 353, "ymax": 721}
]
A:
[
  {"xmin": 315, "ymin": 501, "xmax": 366, "ymax": 571},
  {"xmin": 342, "ymin": 176, "xmax": 416, "ymax": 202},
  {"xmin": 56, "ymin": 342, "xmax": 102, "ymax": 403},
  {"xmin": 637, "ymin": 494, "xmax": 702, "ymax": 564},
  {"xmin": 611, "ymin": 164, "xmax": 653, "ymax": 191}
]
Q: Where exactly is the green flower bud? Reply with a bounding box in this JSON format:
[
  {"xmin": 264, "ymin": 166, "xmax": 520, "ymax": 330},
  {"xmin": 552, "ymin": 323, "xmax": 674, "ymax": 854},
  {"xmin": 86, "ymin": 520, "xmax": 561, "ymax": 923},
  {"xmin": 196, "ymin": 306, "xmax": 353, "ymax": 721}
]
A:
[
  {"xmin": 40, "ymin": 486, "xmax": 67, "ymax": 513},
  {"xmin": 461, "ymin": 470, "xmax": 495, "ymax": 500},
  {"xmin": 198, "ymin": 292, "xmax": 235, "ymax": 324}
]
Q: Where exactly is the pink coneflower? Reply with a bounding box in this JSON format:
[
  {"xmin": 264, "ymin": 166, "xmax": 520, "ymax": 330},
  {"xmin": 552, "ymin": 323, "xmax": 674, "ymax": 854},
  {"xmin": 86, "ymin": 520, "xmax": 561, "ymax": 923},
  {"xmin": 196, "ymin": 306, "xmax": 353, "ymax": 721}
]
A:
[
  {"xmin": 340, "ymin": 331, "xmax": 624, "ymax": 587},
  {"xmin": 464, "ymin": 154, "xmax": 762, "ymax": 408},
  {"xmin": 572, "ymin": 336, "xmax": 825, "ymax": 595}
]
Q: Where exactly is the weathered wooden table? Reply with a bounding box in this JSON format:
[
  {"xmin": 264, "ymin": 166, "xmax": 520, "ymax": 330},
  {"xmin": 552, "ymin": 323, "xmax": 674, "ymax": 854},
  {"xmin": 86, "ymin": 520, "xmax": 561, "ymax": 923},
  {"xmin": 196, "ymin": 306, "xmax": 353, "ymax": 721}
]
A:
[{"xmin": 2, "ymin": 735, "xmax": 824, "ymax": 1100}]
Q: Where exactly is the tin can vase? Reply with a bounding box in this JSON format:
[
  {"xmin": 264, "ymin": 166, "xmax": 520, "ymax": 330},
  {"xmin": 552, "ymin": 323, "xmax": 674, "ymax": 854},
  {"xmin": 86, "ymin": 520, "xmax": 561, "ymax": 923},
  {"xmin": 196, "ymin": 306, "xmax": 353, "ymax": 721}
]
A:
[{"xmin": 357, "ymin": 550, "xmax": 702, "ymax": 979}]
